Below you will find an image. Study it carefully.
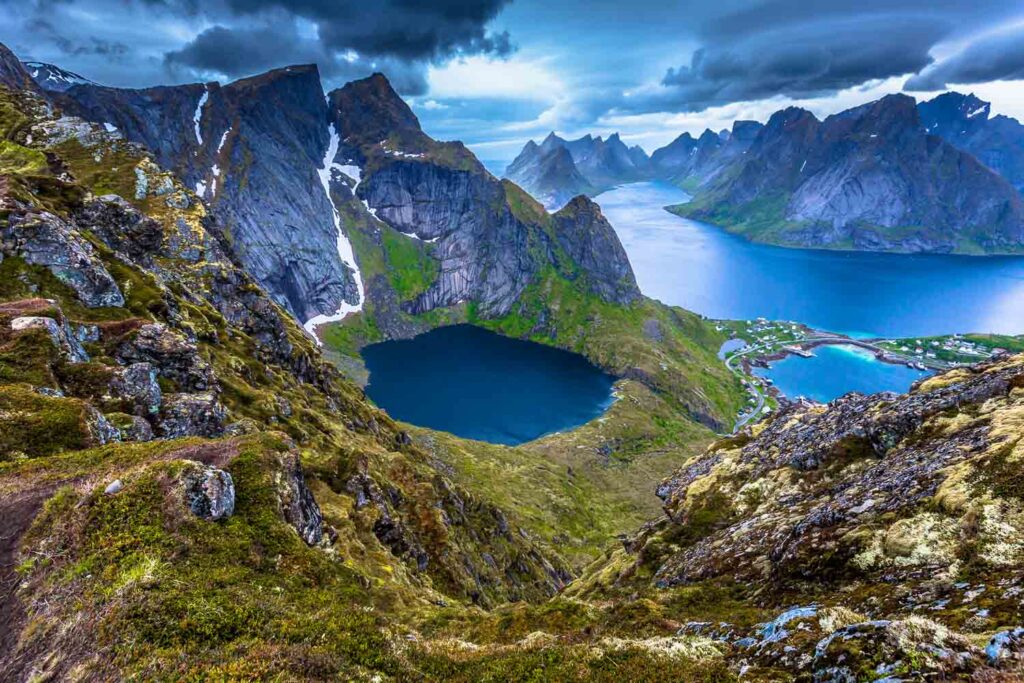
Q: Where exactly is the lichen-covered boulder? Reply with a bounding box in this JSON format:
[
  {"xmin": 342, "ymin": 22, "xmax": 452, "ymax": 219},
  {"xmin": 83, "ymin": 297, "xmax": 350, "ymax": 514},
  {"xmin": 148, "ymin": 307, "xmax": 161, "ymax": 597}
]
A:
[
  {"xmin": 105, "ymin": 412, "xmax": 154, "ymax": 442},
  {"xmin": 84, "ymin": 406, "xmax": 121, "ymax": 445},
  {"xmin": 116, "ymin": 323, "xmax": 213, "ymax": 392},
  {"xmin": 10, "ymin": 315, "xmax": 89, "ymax": 363},
  {"xmin": 275, "ymin": 452, "xmax": 323, "ymax": 545},
  {"xmin": 75, "ymin": 195, "xmax": 164, "ymax": 265},
  {"xmin": 158, "ymin": 393, "xmax": 227, "ymax": 439},
  {"xmin": 181, "ymin": 461, "xmax": 235, "ymax": 520},
  {"xmin": 1, "ymin": 210, "xmax": 124, "ymax": 308},
  {"xmin": 109, "ymin": 362, "xmax": 161, "ymax": 415}
]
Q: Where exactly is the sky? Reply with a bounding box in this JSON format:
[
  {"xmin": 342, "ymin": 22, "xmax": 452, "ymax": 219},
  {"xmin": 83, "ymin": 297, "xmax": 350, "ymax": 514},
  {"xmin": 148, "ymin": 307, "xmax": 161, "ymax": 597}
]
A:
[{"xmin": 4, "ymin": 0, "xmax": 1024, "ymax": 163}]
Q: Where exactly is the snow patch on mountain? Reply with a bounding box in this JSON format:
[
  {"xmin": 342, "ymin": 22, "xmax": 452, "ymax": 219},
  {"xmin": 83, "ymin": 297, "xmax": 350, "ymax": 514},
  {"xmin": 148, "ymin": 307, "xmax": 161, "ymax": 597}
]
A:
[
  {"xmin": 304, "ymin": 123, "xmax": 364, "ymax": 340},
  {"xmin": 193, "ymin": 88, "xmax": 209, "ymax": 145}
]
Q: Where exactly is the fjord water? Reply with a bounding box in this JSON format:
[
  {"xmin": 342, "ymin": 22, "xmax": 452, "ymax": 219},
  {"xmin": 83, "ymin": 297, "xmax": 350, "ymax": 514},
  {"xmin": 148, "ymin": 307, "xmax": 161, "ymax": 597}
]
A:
[
  {"xmin": 752, "ymin": 345, "xmax": 928, "ymax": 403},
  {"xmin": 361, "ymin": 325, "xmax": 615, "ymax": 445},
  {"xmin": 597, "ymin": 182, "xmax": 1024, "ymax": 339},
  {"xmin": 597, "ymin": 181, "xmax": 1024, "ymax": 400}
]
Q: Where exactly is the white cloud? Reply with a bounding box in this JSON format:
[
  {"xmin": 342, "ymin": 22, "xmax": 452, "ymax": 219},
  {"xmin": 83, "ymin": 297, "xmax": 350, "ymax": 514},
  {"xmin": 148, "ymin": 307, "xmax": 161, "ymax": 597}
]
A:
[
  {"xmin": 426, "ymin": 54, "xmax": 563, "ymax": 101},
  {"xmin": 418, "ymin": 99, "xmax": 449, "ymax": 111}
]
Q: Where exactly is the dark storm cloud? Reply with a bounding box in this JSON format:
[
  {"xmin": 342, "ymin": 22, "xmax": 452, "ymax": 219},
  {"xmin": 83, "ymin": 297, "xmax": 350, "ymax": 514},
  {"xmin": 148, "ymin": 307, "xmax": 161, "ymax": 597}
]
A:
[
  {"xmin": 905, "ymin": 26, "xmax": 1024, "ymax": 91},
  {"xmin": 643, "ymin": 0, "xmax": 1024, "ymax": 113},
  {"xmin": 1, "ymin": 0, "xmax": 514, "ymax": 93},
  {"xmin": 657, "ymin": 17, "xmax": 944, "ymax": 110},
  {"xmin": 163, "ymin": 0, "xmax": 515, "ymax": 92},
  {"xmin": 209, "ymin": 0, "xmax": 515, "ymax": 60},
  {"xmin": 163, "ymin": 23, "xmax": 433, "ymax": 94}
]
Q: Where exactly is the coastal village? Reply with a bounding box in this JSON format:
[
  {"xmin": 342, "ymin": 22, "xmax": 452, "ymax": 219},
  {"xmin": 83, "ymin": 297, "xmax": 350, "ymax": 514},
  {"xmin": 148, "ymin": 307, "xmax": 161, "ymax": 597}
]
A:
[{"xmin": 715, "ymin": 318, "xmax": 1021, "ymax": 431}]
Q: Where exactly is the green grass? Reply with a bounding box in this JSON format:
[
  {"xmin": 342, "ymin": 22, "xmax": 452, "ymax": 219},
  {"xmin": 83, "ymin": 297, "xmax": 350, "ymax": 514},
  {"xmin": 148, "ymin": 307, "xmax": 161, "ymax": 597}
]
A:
[
  {"xmin": 0, "ymin": 139, "xmax": 47, "ymax": 174},
  {"xmin": 0, "ymin": 384, "xmax": 93, "ymax": 458},
  {"xmin": 381, "ymin": 228, "xmax": 438, "ymax": 301}
]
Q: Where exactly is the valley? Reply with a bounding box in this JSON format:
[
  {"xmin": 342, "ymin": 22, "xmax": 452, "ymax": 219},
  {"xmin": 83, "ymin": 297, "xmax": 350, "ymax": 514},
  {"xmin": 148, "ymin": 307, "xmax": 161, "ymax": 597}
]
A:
[{"xmin": 1, "ymin": 15, "xmax": 1024, "ymax": 679}]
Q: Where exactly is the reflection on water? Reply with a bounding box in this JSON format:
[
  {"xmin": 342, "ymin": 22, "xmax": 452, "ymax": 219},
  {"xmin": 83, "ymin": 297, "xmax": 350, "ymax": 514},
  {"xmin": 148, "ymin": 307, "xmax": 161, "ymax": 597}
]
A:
[{"xmin": 597, "ymin": 182, "xmax": 1024, "ymax": 338}]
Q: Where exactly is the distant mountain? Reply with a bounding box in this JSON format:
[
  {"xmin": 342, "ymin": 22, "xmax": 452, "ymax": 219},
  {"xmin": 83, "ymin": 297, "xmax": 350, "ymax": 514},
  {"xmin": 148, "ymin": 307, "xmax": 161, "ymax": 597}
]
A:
[
  {"xmin": 23, "ymin": 61, "xmax": 95, "ymax": 92},
  {"xmin": 503, "ymin": 141, "xmax": 595, "ymax": 210},
  {"xmin": 674, "ymin": 94, "xmax": 1024, "ymax": 254},
  {"xmin": 919, "ymin": 91, "xmax": 1024, "ymax": 193},
  {"xmin": 504, "ymin": 132, "xmax": 651, "ymax": 209},
  {"xmin": 649, "ymin": 120, "xmax": 762, "ymax": 190}
]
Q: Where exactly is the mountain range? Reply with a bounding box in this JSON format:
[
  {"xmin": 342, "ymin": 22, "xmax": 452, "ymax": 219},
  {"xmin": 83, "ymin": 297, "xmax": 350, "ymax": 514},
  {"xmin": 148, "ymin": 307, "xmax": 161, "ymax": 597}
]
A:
[
  {"xmin": 508, "ymin": 92, "xmax": 1024, "ymax": 254},
  {"xmin": 2, "ymin": 39, "xmax": 1024, "ymax": 681},
  {"xmin": 504, "ymin": 132, "xmax": 652, "ymax": 209}
]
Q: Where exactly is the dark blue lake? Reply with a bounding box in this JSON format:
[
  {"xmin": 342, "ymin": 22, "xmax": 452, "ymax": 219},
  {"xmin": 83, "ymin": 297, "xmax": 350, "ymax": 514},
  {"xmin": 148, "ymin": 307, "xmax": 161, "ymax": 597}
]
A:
[
  {"xmin": 753, "ymin": 345, "xmax": 929, "ymax": 403},
  {"xmin": 597, "ymin": 182, "xmax": 1024, "ymax": 339},
  {"xmin": 361, "ymin": 325, "xmax": 616, "ymax": 445}
]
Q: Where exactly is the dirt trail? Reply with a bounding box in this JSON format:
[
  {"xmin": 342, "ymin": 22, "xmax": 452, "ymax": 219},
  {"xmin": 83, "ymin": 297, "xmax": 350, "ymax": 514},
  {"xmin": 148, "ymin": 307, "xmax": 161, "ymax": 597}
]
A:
[{"xmin": 0, "ymin": 487, "xmax": 53, "ymax": 673}]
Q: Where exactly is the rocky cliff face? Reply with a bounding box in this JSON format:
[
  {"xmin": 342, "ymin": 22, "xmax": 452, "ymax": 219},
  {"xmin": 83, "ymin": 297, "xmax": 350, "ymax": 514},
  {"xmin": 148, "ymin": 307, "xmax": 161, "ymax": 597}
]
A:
[
  {"xmin": 919, "ymin": 91, "xmax": 1024, "ymax": 194},
  {"xmin": 568, "ymin": 354, "xmax": 1024, "ymax": 680},
  {"xmin": 679, "ymin": 94, "xmax": 1024, "ymax": 253},
  {"xmin": 44, "ymin": 62, "xmax": 639, "ymax": 332},
  {"xmin": 47, "ymin": 65, "xmax": 360, "ymax": 323},
  {"xmin": 504, "ymin": 131, "xmax": 652, "ymax": 208},
  {"xmin": 0, "ymin": 44, "xmax": 41, "ymax": 94},
  {"xmin": 330, "ymin": 74, "xmax": 640, "ymax": 316}
]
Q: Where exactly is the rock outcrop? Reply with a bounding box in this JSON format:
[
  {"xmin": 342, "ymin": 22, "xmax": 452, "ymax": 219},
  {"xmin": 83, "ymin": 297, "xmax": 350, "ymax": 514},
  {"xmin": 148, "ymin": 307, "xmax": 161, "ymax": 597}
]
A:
[
  {"xmin": 181, "ymin": 461, "xmax": 236, "ymax": 520},
  {"xmin": 275, "ymin": 452, "xmax": 324, "ymax": 545},
  {"xmin": 1, "ymin": 209, "xmax": 125, "ymax": 308}
]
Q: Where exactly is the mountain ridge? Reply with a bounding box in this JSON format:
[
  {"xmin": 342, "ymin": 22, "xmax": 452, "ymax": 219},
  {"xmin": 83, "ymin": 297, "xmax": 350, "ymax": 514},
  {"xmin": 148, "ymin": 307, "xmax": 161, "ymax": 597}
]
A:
[
  {"xmin": 673, "ymin": 93, "xmax": 1024, "ymax": 254},
  {"xmin": 504, "ymin": 131, "xmax": 652, "ymax": 209}
]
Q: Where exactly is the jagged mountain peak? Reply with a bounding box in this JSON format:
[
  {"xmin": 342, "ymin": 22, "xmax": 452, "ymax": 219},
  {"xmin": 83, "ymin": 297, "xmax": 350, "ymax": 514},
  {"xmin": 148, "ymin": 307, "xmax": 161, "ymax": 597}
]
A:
[
  {"xmin": 731, "ymin": 119, "xmax": 764, "ymax": 141},
  {"xmin": 922, "ymin": 90, "xmax": 991, "ymax": 122},
  {"xmin": 765, "ymin": 106, "xmax": 819, "ymax": 131},
  {"xmin": 329, "ymin": 71, "xmax": 421, "ymax": 143},
  {"xmin": 23, "ymin": 61, "xmax": 96, "ymax": 92}
]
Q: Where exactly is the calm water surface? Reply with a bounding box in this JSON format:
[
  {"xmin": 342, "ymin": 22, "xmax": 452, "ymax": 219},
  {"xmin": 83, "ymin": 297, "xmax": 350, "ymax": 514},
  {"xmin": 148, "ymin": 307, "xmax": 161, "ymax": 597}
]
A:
[
  {"xmin": 361, "ymin": 325, "xmax": 615, "ymax": 445},
  {"xmin": 752, "ymin": 345, "xmax": 928, "ymax": 403},
  {"xmin": 598, "ymin": 181, "xmax": 1024, "ymax": 400},
  {"xmin": 597, "ymin": 182, "xmax": 1024, "ymax": 339}
]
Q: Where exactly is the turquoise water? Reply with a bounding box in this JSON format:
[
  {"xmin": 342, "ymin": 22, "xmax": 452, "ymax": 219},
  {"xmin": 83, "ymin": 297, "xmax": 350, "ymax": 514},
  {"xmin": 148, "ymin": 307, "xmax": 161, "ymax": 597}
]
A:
[
  {"xmin": 361, "ymin": 325, "xmax": 616, "ymax": 445},
  {"xmin": 752, "ymin": 345, "xmax": 929, "ymax": 403},
  {"xmin": 597, "ymin": 182, "xmax": 1024, "ymax": 339}
]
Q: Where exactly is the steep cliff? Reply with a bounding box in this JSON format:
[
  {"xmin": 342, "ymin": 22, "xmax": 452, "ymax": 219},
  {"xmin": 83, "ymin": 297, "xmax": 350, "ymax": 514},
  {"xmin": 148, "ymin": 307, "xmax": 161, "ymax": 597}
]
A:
[
  {"xmin": 675, "ymin": 94, "xmax": 1024, "ymax": 253},
  {"xmin": 329, "ymin": 74, "xmax": 641, "ymax": 318},
  {"xmin": 47, "ymin": 65, "xmax": 361, "ymax": 323}
]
